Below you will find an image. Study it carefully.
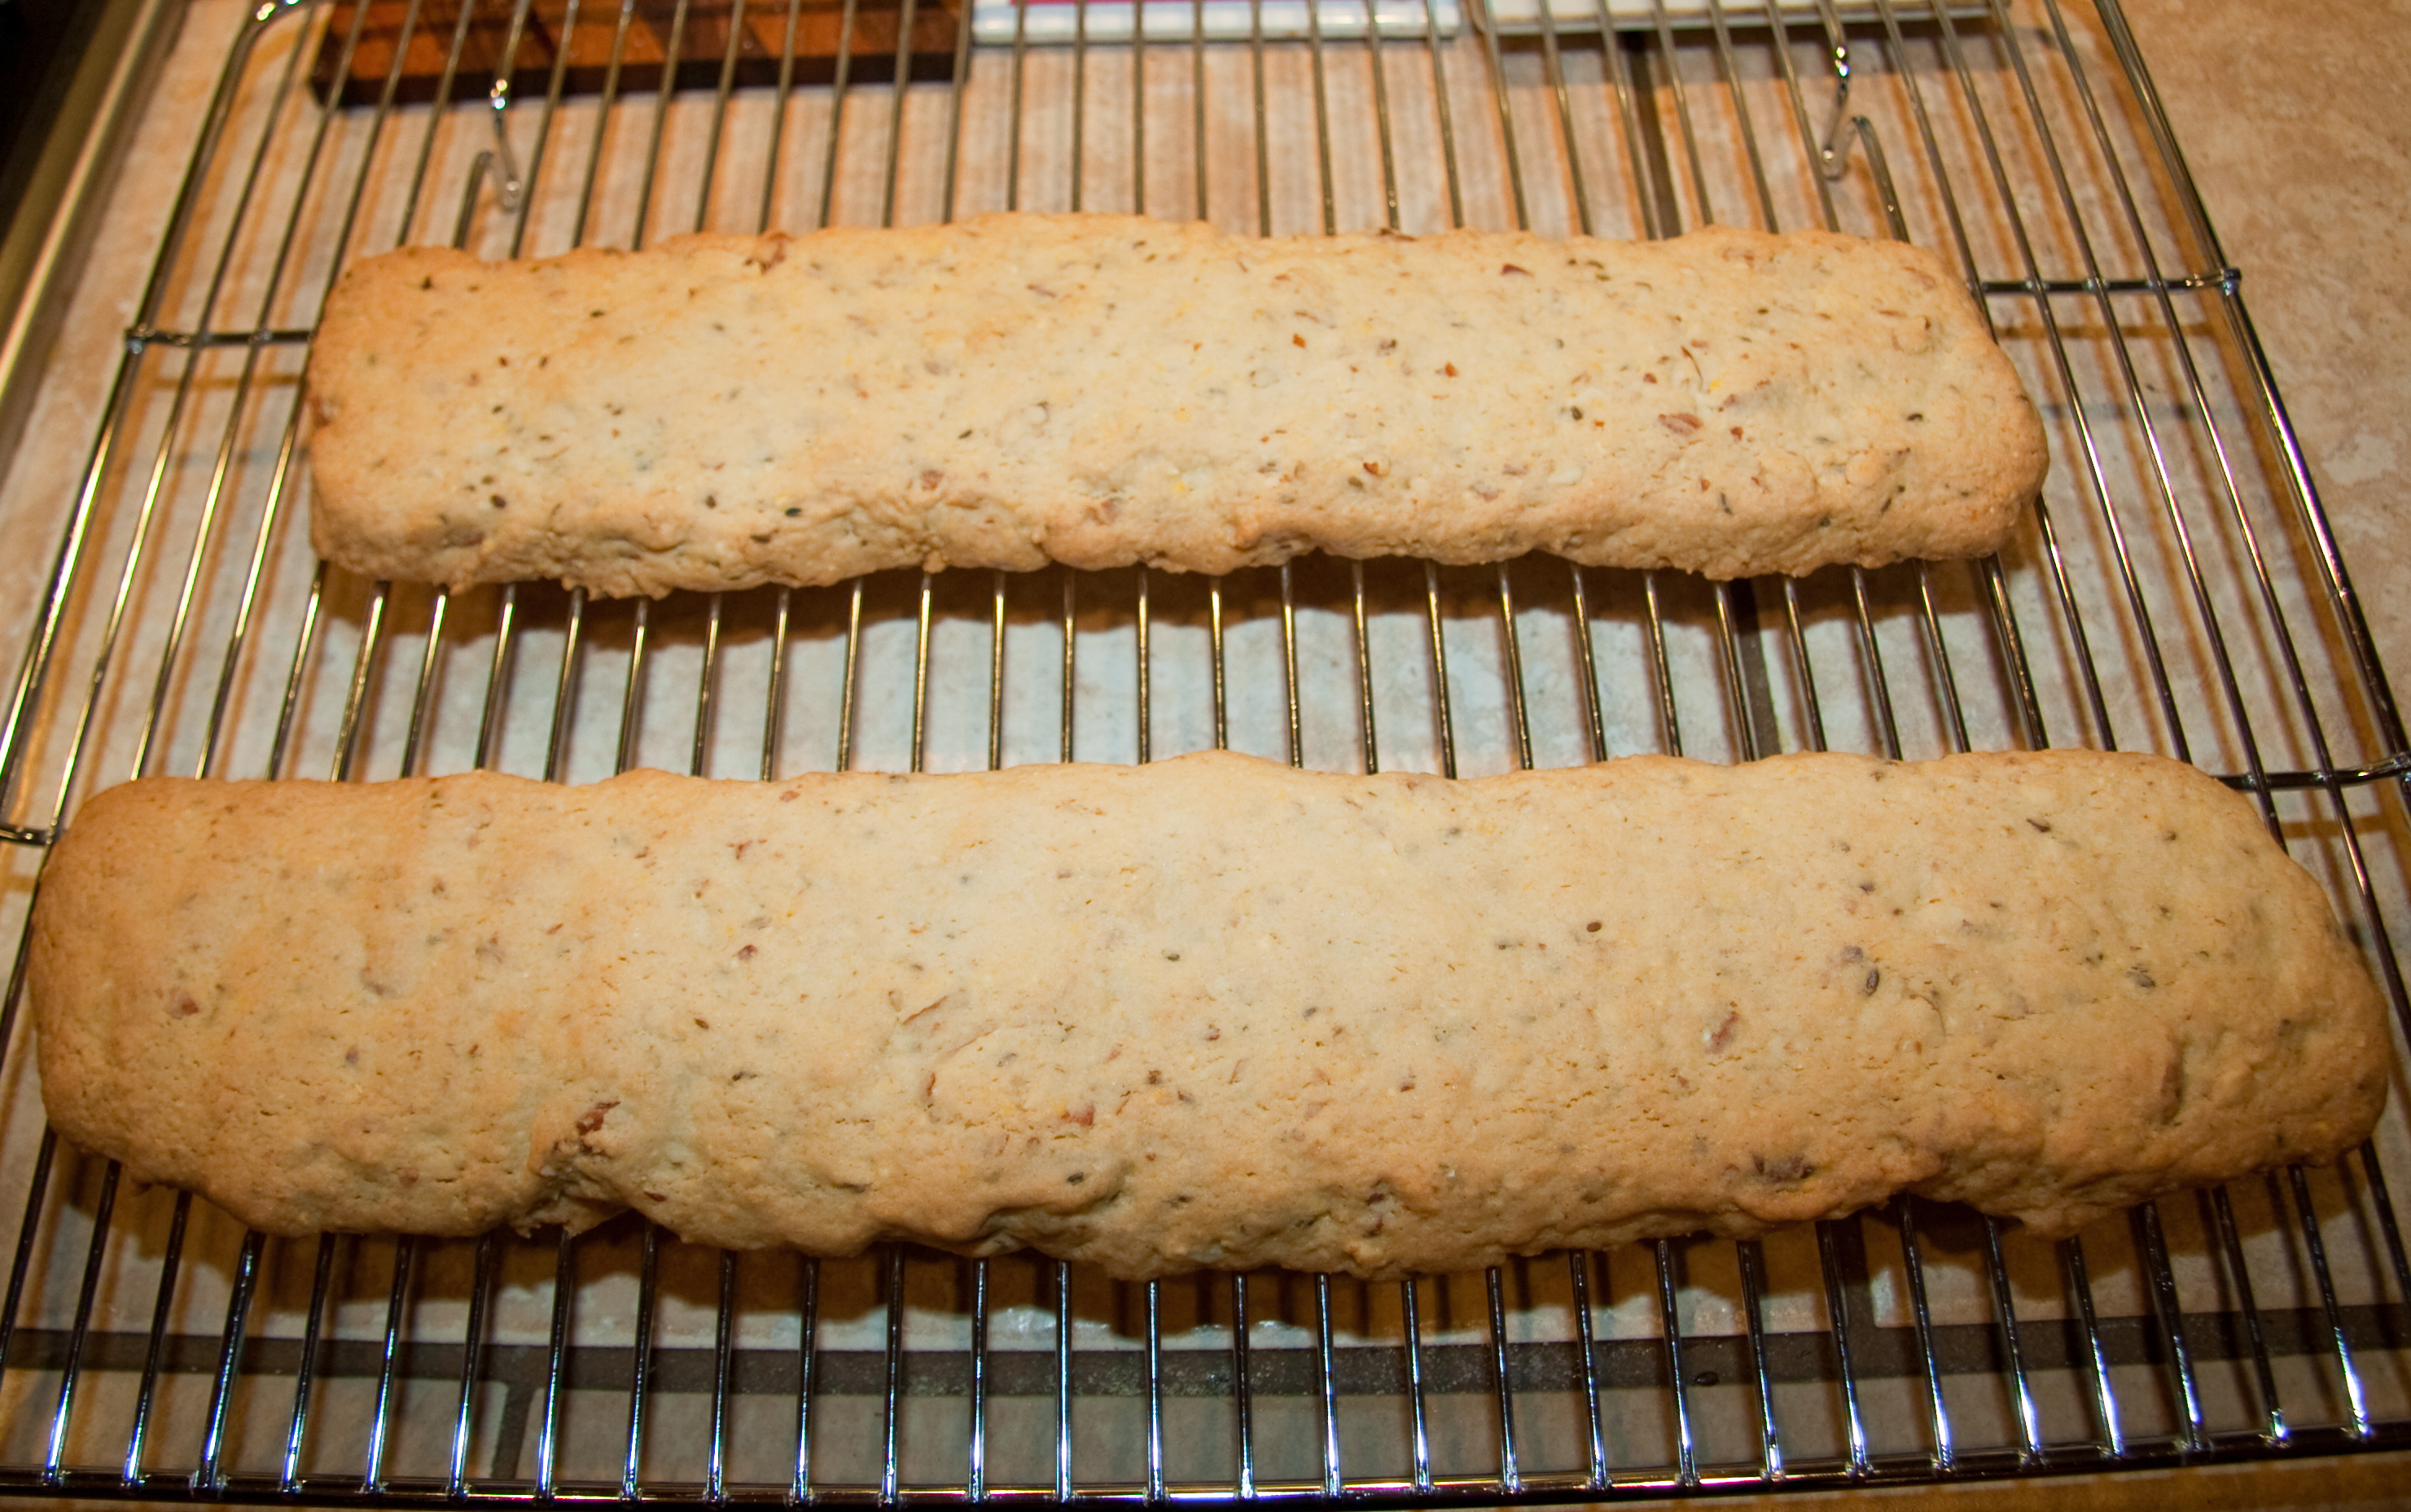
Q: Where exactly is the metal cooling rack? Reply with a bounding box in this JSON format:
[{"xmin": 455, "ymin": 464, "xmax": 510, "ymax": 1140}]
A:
[{"xmin": 0, "ymin": 0, "xmax": 2406, "ymax": 1501}]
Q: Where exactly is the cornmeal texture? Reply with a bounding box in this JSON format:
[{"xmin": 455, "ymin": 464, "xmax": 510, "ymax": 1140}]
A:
[
  {"xmin": 305, "ymin": 214, "xmax": 2047, "ymax": 596},
  {"xmin": 33, "ymin": 750, "xmax": 2381, "ymax": 1280}
]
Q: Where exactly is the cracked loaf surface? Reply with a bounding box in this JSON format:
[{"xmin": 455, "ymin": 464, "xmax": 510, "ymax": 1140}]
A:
[
  {"xmin": 31, "ymin": 749, "xmax": 2384, "ymax": 1279},
  {"xmin": 304, "ymin": 213, "xmax": 2047, "ymax": 596}
]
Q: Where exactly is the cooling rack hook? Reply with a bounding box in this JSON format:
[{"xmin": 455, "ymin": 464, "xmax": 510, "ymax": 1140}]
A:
[
  {"xmin": 487, "ymin": 77, "xmax": 528, "ymax": 214},
  {"xmin": 1811, "ymin": 0, "xmax": 1855, "ymax": 179}
]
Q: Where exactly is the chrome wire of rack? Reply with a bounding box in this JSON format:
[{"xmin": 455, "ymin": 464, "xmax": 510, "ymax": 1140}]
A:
[{"xmin": 0, "ymin": 0, "xmax": 2405, "ymax": 1501}]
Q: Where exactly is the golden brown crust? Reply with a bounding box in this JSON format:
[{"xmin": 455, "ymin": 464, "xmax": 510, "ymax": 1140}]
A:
[
  {"xmin": 305, "ymin": 214, "xmax": 2047, "ymax": 596},
  {"xmin": 31, "ymin": 749, "xmax": 2378, "ymax": 1278}
]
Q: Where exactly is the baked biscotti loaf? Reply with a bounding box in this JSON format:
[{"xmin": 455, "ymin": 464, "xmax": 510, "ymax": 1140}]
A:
[
  {"xmin": 304, "ymin": 213, "xmax": 2046, "ymax": 596},
  {"xmin": 33, "ymin": 750, "xmax": 2378, "ymax": 1279}
]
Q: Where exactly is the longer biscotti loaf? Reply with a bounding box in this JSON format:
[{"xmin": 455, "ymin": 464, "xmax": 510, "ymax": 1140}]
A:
[
  {"xmin": 305, "ymin": 213, "xmax": 2046, "ymax": 596},
  {"xmin": 30, "ymin": 750, "xmax": 2384, "ymax": 1278}
]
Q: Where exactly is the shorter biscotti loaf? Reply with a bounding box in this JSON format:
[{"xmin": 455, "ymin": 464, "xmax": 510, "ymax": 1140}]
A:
[
  {"xmin": 32, "ymin": 750, "xmax": 2383, "ymax": 1279},
  {"xmin": 304, "ymin": 213, "xmax": 2046, "ymax": 596}
]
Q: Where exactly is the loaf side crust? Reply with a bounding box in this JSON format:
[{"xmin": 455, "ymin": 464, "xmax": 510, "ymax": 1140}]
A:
[
  {"xmin": 32, "ymin": 749, "xmax": 2378, "ymax": 1279},
  {"xmin": 305, "ymin": 214, "xmax": 2048, "ymax": 595}
]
